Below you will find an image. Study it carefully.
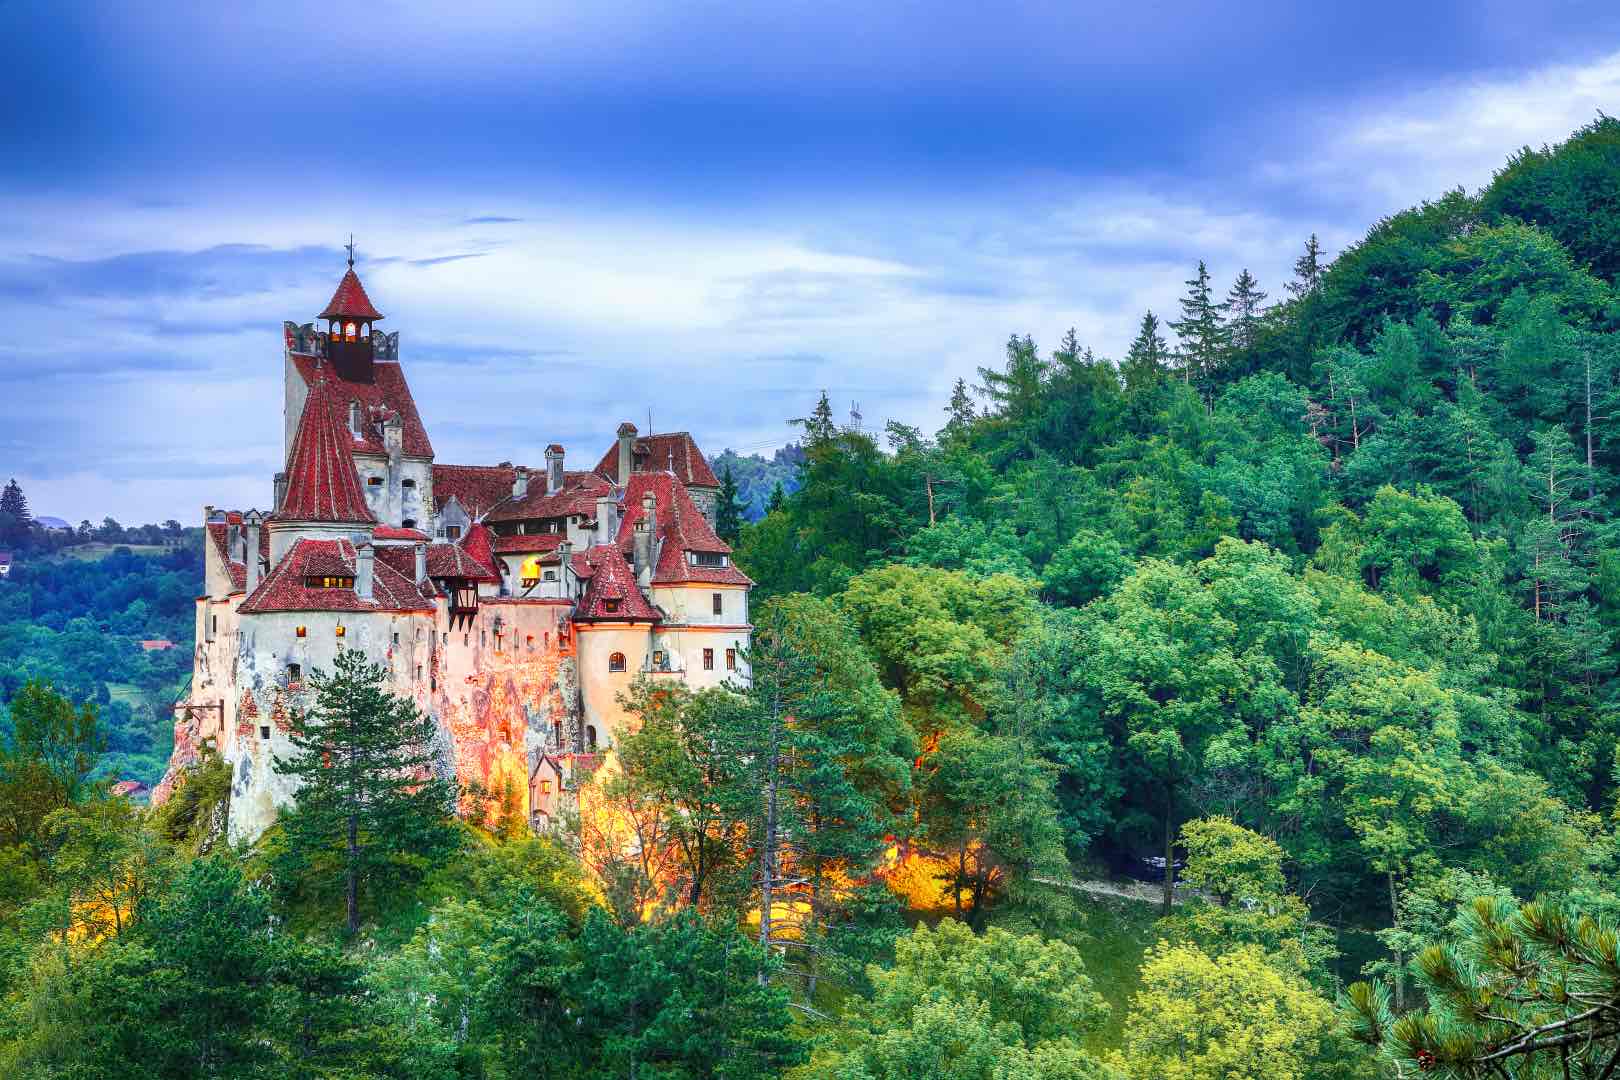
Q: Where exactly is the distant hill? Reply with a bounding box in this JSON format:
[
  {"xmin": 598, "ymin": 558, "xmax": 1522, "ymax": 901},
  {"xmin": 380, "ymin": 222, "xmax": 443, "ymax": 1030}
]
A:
[
  {"xmin": 710, "ymin": 444, "xmax": 804, "ymax": 521},
  {"xmin": 33, "ymin": 516, "xmax": 70, "ymax": 530}
]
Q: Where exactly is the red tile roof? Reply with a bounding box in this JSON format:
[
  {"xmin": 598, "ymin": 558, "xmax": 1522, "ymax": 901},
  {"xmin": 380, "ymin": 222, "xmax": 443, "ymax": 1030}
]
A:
[
  {"xmin": 207, "ymin": 522, "xmax": 248, "ymax": 591},
  {"xmin": 460, "ymin": 523, "xmax": 497, "ymax": 575},
  {"xmin": 372, "ymin": 525, "xmax": 430, "ymax": 541},
  {"xmin": 432, "ymin": 463, "xmax": 521, "ymax": 516},
  {"xmin": 490, "ymin": 532, "xmax": 566, "ymax": 555},
  {"xmin": 319, "ymin": 267, "xmax": 384, "ymax": 321},
  {"xmin": 139, "ymin": 639, "xmax": 177, "ymax": 651},
  {"xmin": 617, "ymin": 472, "xmax": 751, "ymax": 586},
  {"xmin": 575, "ymin": 544, "xmax": 661, "ymax": 621},
  {"xmin": 239, "ymin": 538, "xmax": 434, "ymax": 614},
  {"xmin": 426, "ymin": 540, "xmax": 500, "ymax": 582},
  {"xmin": 485, "ymin": 470, "xmax": 612, "ymax": 523},
  {"xmin": 594, "ymin": 431, "xmax": 719, "ymax": 488},
  {"xmin": 275, "ymin": 379, "xmax": 378, "ymax": 525},
  {"xmin": 291, "ymin": 353, "xmax": 433, "ymax": 458}
]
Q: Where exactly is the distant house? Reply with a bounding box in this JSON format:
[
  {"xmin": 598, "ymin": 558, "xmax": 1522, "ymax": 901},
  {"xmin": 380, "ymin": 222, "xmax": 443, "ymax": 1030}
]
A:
[
  {"xmin": 0, "ymin": 551, "xmax": 11, "ymax": 577},
  {"xmin": 139, "ymin": 639, "xmax": 177, "ymax": 652},
  {"xmin": 110, "ymin": 779, "xmax": 151, "ymax": 801}
]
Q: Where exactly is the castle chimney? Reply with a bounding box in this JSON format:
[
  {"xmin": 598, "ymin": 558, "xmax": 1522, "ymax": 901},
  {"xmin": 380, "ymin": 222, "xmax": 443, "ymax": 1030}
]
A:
[
  {"xmin": 595, "ymin": 493, "xmax": 617, "ymax": 546},
  {"xmin": 545, "ymin": 444, "xmax": 564, "ymax": 492},
  {"xmin": 633, "ymin": 491, "xmax": 656, "ymax": 585},
  {"xmin": 413, "ymin": 540, "xmax": 427, "ymax": 586},
  {"xmin": 556, "ymin": 540, "xmax": 572, "ymax": 594},
  {"xmin": 512, "ymin": 467, "xmax": 530, "ymax": 499},
  {"xmin": 355, "ymin": 541, "xmax": 375, "ymax": 600},
  {"xmin": 243, "ymin": 510, "xmax": 264, "ymax": 593},
  {"xmin": 616, "ymin": 422, "xmax": 638, "ymax": 484}
]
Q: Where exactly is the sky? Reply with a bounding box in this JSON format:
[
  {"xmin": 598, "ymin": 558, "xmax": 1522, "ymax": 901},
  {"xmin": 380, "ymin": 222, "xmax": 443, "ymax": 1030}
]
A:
[{"xmin": 3, "ymin": 2, "xmax": 1620, "ymax": 524}]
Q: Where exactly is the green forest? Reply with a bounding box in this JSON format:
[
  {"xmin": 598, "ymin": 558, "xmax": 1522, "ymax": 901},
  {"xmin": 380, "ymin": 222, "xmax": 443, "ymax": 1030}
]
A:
[
  {"xmin": 2, "ymin": 118, "xmax": 1620, "ymax": 1078},
  {"xmin": 0, "ymin": 506, "xmax": 199, "ymax": 786}
]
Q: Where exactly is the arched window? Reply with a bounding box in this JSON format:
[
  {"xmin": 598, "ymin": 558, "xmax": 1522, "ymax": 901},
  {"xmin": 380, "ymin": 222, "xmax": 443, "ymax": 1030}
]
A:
[
  {"xmin": 345, "ymin": 321, "xmax": 358, "ymax": 341},
  {"xmin": 585, "ymin": 725, "xmax": 598, "ymax": 751},
  {"xmin": 608, "ymin": 652, "xmax": 626, "ymax": 672}
]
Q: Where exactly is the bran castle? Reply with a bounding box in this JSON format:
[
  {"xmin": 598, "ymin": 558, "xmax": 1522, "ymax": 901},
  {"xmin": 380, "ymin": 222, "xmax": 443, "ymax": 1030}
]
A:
[{"xmin": 155, "ymin": 259, "xmax": 753, "ymax": 842}]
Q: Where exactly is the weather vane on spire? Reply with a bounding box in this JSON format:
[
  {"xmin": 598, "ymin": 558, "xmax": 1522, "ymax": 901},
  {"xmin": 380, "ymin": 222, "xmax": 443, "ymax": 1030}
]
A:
[{"xmin": 345, "ymin": 234, "xmax": 356, "ymax": 268}]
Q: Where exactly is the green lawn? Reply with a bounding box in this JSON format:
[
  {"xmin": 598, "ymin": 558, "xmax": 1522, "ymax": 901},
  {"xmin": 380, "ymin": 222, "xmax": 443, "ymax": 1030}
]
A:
[
  {"xmin": 1067, "ymin": 893, "xmax": 1162, "ymax": 1053},
  {"xmin": 59, "ymin": 542, "xmax": 172, "ymax": 560}
]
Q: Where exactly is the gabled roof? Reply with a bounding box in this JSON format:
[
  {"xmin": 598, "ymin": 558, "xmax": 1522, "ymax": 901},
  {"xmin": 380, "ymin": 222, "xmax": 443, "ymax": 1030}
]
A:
[
  {"xmin": 426, "ymin": 539, "xmax": 500, "ymax": 581},
  {"xmin": 275, "ymin": 379, "xmax": 378, "ymax": 525},
  {"xmin": 291, "ymin": 353, "xmax": 433, "ymax": 458},
  {"xmin": 319, "ymin": 267, "xmax": 384, "ymax": 321},
  {"xmin": 239, "ymin": 538, "xmax": 434, "ymax": 615},
  {"xmin": 484, "ymin": 470, "xmax": 612, "ymax": 523},
  {"xmin": 616, "ymin": 472, "xmax": 751, "ymax": 586},
  {"xmin": 432, "ymin": 463, "xmax": 522, "ymax": 516},
  {"xmin": 594, "ymin": 431, "xmax": 719, "ymax": 488},
  {"xmin": 575, "ymin": 544, "xmax": 661, "ymax": 622},
  {"xmin": 490, "ymin": 532, "xmax": 567, "ymax": 555}
]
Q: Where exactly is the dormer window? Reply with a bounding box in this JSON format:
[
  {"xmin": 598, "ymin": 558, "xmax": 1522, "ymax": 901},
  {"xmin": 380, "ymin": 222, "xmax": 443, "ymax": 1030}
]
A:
[
  {"xmin": 305, "ymin": 575, "xmax": 355, "ymax": 589},
  {"xmin": 445, "ymin": 525, "xmax": 462, "ymax": 540},
  {"xmin": 691, "ymin": 551, "xmax": 728, "ymax": 568},
  {"xmin": 604, "ymin": 599, "xmax": 622, "ymax": 614},
  {"xmin": 349, "ymin": 402, "xmax": 362, "ymax": 437}
]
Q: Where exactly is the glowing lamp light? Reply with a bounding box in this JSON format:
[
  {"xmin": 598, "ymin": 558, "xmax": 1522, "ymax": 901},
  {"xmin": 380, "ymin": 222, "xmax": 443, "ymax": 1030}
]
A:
[
  {"xmin": 295, "ymin": 626, "xmax": 307, "ymax": 638},
  {"xmin": 335, "ymin": 625, "xmax": 346, "ymax": 638}
]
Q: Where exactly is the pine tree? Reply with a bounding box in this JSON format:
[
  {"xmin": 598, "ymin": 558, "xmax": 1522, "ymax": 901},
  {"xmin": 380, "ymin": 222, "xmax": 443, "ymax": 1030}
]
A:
[
  {"xmin": 1223, "ymin": 268, "xmax": 1269, "ymax": 352},
  {"xmin": 794, "ymin": 391, "xmax": 838, "ymax": 448},
  {"xmin": 274, "ymin": 649, "xmax": 458, "ymax": 934},
  {"xmin": 0, "ymin": 479, "xmax": 29, "ymax": 525},
  {"xmin": 1167, "ymin": 261, "xmax": 1226, "ymax": 400},
  {"xmin": 1286, "ymin": 233, "xmax": 1327, "ymax": 298},
  {"xmin": 940, "ymin": 377, "xmax": 977, "ymax": 445},
  {"xmin": 716, "ymin": 464, "xmax": 744, "ymax": 543},
  {"xmin": 1122, "ymin": 311, "xmax": 1171, "ymax": 394},
  {"xmin": 766, "ymin": 481, "xmax": 787, "ymax": 516},
  {"xmin": 0, "ymin": 478, "xmax": 29, "ymax": 546}
]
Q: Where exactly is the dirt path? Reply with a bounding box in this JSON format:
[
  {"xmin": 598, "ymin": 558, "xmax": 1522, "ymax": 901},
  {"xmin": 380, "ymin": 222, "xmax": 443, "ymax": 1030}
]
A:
[{"xmin": 1034, "ymin": 876, "xmax": 1203, "ymax": 905}]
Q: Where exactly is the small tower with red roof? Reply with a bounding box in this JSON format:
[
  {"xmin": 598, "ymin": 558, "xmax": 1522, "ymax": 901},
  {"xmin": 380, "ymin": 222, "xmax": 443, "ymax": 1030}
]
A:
[{"xmin": 321, "ymin": 239, "xmax": 385, "ymax": 383}]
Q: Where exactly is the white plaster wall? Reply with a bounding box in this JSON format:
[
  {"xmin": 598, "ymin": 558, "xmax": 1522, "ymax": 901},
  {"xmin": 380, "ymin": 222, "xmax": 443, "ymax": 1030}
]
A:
[{"xmin": 575, "ymin": 623, "xmax": 654, "ymax": 749}]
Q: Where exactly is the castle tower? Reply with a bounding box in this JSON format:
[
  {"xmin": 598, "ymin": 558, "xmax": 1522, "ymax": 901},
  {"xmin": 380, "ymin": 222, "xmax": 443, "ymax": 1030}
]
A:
[{"xmin": 320, "ymin": 241, "xmax": 384, "ymax": 383}]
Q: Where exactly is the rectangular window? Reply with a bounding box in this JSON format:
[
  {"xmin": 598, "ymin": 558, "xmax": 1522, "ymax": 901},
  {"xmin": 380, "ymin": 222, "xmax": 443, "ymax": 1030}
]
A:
[
  {"xmin": 392, "ymin": 631, "xmax": 399, "ymax": 645},
  {"xmin": 259, "ymin": 725, "xmax": 270, "ymax": 740},
  {"xmin": 367, "ymin": 476, "xmax": 383, "ymax": 487},
  {"xmin": 693, "ymin": 551, "xmax": 727, "ymax": 568},
  {"xmin": 703, "ymin": 648, "xmax": 714, "ymax": 671},
  {"xmin": 712, "ymin": 593, "xmax": 723, "ymax": 616},
  {"xmin": 446, "ymin": 525, "xmax": 462, "ymax": 540},
  {"xmin": 726, "ymin": 648, "xmax": 736, "ymax": 671}
]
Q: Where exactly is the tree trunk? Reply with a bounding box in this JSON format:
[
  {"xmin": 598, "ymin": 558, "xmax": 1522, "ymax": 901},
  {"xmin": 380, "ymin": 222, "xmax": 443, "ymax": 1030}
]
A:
[
  {"xmin": 1389, "ymin": 872, "xmax": 1405, "ymax": 1010},
  {"xmin": 1162, "ymin": 782, "xmax": 1175, "ymax": 915},
  {"xmin": 346, "ymin": 809, "xmax": 359, "ymax": 935}
]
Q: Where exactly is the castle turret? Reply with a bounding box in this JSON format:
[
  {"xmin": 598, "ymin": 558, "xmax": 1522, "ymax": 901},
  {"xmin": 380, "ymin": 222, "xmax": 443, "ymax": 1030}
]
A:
[{"xmin": 320, "ymin": 245, "xmax": 384, "ymax": 383}]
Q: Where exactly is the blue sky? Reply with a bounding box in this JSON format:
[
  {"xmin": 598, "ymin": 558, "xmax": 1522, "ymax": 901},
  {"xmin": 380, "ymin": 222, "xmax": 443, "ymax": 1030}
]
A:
[{"xmin": 3, "ymin": 1, "xmax": 1619, "ymax": 524}]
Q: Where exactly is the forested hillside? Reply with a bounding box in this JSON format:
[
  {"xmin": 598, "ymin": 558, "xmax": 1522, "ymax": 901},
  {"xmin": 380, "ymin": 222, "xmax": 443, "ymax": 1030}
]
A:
[
  {"xmin": 1, "ymin": 118, "xmax": 1618, "ymax": 1079},
  {"xmin": 0, "ymin": 519, "xmax": 200, "ymax": 785}
]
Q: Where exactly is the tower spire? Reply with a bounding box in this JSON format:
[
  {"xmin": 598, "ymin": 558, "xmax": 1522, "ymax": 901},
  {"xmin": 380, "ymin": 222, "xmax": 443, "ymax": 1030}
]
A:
[{"xmin": 345, "ymin": 234, "xmax": 355, "ymax": 268}]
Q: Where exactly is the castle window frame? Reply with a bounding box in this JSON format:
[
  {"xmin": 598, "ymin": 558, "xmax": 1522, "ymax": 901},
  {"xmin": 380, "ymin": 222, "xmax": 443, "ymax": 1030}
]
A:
[
  {"xmin": 401, "ymin": 478, "xmax": 416, "ymax": 489},
  {"xmin": 712, "ymin": 592, "xmax": 723, "ymax": 616},
  {"xmin": 445, "ymin": 525, "xmax": 462, "ymax": 540},
  {"xmin": 367, "ymin": 476, "xmax": 384, "ymax": 487},
  {"xmin": 692, "ymin": 551, "xmax": 728, "ymax": 568},
  {"xmin": 609, "ymin": 652, "xmax": 626, "ymax": 673},
  {"xmin": 726, "ymin": 648, "xmax": 736, "ymax": 671},
  {"xmin": 703, "ymin": 647, "xmax": 714, "ymax": 671}
]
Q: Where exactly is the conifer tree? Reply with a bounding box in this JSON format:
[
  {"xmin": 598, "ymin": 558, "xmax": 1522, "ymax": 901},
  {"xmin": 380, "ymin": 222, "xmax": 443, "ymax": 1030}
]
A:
[
  {"xmin": 0, "ymin": 478, "xmax": 29, "ymax": 525},
  {"xmin": 1168, "ymin": 260, "xmax": 1227, "ymax": 401},
  {"xmin": 794, "ymin": 391, "xmax": 838, "ymax": 448},
  {"xmin": 0, "ymin": 478, "xmax": 29, "ymax": 546},
  {"xmin": 1224, "ymin": 268, "xmax": 1269, "ymax": 352},
  {"xmin": 1287, "ymin": 233, "xmax": 1327, "ymax": 297},
  {"xmin": 940, "ymin": 377, "xmax": 978, "ymax": 446},
  {"xmin": 274, "ymin": 649, "xmax": 458, "ymax": 934},
  {"xmin": 716, "ymin": 464, "xmax": 744, "ymax": 543},
  {"xmin": 1122, "ymin": 311, "xmax": 1171, "ymax": 394},
  {"xmin": 766, "ymin": 480, "xmax": 787, "ymax": 515}
]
